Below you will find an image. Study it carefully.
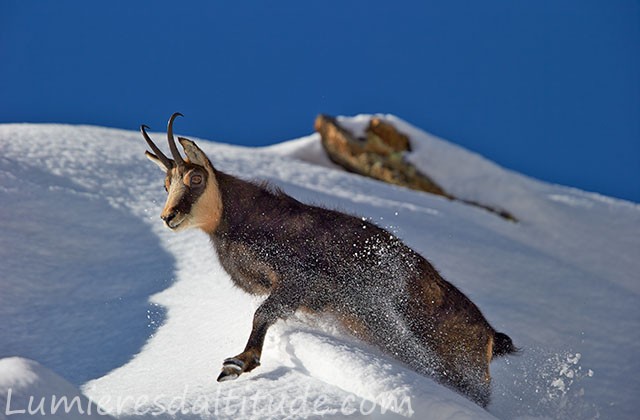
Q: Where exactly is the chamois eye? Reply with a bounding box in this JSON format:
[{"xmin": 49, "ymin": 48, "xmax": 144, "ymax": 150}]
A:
[{"xmin": 191, "ymin": 174, "xmax": 203, "ymax": 186}]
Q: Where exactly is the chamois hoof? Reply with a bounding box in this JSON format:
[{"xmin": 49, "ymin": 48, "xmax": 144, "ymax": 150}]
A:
[
  {"xmin": 217, "ymin": 358, "xmax": 244, "ymax": 382},
  {"xmin": 217, "ymin": 369, "xmax": 239, "ymax": 382}
]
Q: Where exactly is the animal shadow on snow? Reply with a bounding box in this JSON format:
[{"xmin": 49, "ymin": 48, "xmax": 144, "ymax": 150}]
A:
[{"xmin": 0, "ymin": 159, "xmax": 173, "ymax": 385}]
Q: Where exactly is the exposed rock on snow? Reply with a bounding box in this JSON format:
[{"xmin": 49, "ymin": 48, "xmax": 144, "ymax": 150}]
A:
[
  {"xmin": 315, "ymin": 114, "xmax": 448, "ymax": 197},
  {"xmin": 314, "ymin": 114, "xmax": 516, "ymax": 221}
]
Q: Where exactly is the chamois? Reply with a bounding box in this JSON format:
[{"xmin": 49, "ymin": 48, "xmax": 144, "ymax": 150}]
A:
[{"xmin": 141, "ymin": 113, "xmax": 516, "ymax": 407}]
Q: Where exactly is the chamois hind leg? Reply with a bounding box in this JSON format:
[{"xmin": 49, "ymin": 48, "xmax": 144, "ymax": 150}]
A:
[
  {"xmin": 433, "ymin": 335, "xmax": 494, "ymax": 407},
  {"xmin": 217, "ymin": 285, "xmax": 300, "ymax": 381},
  {"xmin": 453, "ymin": 366, "xmax": 492, "ymax": 408}
]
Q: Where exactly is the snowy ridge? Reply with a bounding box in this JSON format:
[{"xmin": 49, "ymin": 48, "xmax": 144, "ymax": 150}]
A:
[
  {"xmin": 1, "ymin": 117, "xmax": 638, "ymax": 419},
  {"xmin": 0, "ymin": 358, "xmax": 111, "ymax": 419}
]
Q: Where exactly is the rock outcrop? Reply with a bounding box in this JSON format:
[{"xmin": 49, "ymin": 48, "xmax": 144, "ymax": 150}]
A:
[
  {"xmin": 314, "ymin": 114, "xmax": 516, "ymax": 222},
  {"xmin": 315, "ymin": 114, "xmax": 450, "ymax": 197}
]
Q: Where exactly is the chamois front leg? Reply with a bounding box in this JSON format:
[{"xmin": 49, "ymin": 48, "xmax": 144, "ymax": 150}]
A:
[{"xmin": 217, "ymin": 286, "xmax": 301, "ymax": 381}]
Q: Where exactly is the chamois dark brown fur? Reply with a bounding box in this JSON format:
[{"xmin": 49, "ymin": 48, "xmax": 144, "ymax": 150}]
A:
[{"xmin": 142, "ymin": 113, "xmax": 517, "ymax": 407}]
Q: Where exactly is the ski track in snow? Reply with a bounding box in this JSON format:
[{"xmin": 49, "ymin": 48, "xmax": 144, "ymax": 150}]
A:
[{"xmin": 0, "ymin": 117, "xmax": 638, "ymax": 419}]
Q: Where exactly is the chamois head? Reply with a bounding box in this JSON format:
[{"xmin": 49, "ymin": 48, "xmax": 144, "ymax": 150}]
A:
[{"xmin": 141, "ymin": 113, "xmax": 222, "ymax": 233}]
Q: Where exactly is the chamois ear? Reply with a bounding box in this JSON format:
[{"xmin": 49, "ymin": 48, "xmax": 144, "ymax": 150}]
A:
[
  {"xmin": 145, "ymin": 151, "xmax": 171, "ymax": 172},
  {"xmin": 178, "ymin": 137, "xmax": 212, "ymax": 169}
]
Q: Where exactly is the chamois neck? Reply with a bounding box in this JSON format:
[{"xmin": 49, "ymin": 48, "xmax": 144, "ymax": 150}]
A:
[
  {"xmin": 213, "ymin": 170, "xmax": 291, "ymax": 238},
  {"xmin": 192, "ymin": 167, "xmax": 223, "ymax": 234}
]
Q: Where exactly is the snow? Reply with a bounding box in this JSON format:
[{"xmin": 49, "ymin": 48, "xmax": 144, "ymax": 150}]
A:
[
  {"xmin": 0, "ymin": 116, "xmax": 638, "ymax": 419},
  {"xmin": 0, "ymin": 358, "xmax": 111, "ymax": 419}
]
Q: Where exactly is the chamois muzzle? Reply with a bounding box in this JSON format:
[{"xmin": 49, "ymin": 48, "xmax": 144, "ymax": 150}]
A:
[{"xmin": 161, "ymin": 209, "xmax": 178, "ymax": 224}]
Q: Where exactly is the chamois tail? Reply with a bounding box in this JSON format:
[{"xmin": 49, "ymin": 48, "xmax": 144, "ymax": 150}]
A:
[{"xmin": 493, "ymin": 332, "xmax": 518, "ymax": 357}]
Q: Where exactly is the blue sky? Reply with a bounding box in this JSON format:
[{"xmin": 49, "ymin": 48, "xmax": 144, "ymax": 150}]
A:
[{"xmin": 2, "ymin": 1, "xmax": 639, "ymax": 202}]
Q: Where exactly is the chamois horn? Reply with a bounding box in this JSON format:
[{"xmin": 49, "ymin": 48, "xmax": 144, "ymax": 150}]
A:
[
  {"xmin": 167, "ymin": 112, "xmax": 185, "ymax": 166},
  {"xmin": 141, "ymin": 124, "xmax": 173, "ymax": 169}
]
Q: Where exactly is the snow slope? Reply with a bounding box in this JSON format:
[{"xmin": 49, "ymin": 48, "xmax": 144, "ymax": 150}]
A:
[
  {"xmin": 0, "ymin": 358, "xmax": 112, "ymax": 420},
  {"xmin": 0, "ymin": 116, "xmax": 638, "ymax": 419}
]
